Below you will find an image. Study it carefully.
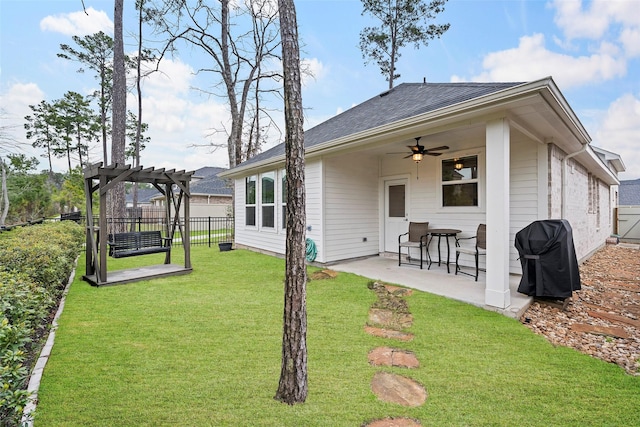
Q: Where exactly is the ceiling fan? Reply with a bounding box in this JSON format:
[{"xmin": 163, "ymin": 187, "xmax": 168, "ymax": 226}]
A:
[{"xmin": 390, "ymin": 137, "xmax": 449, "ymax": 163}]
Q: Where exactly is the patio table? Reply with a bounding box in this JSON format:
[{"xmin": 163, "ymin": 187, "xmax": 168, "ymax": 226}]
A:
[{"xmin": 427, "ymin": 228, "xmax": 461, "ymax": 273}]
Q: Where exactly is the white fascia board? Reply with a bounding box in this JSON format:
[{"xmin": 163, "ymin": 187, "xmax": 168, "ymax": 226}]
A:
[
  {"xmin": 577, "ymin": 146, "xmax": 620, "ymax": 185},
  {"xmin": 536, "ymin": 77, "xmax": 591, "ymax": 145},
  {"xmin": 218, "ymin": 155, "xmax": 286, "ymax": 178}
]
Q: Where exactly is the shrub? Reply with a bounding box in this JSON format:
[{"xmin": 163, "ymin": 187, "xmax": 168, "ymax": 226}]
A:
[
  {"xmin": 0, "ymin": 221, "xmax": 83, "ymax": 291},
  {"xmin": 0, "ymin": 221, "xmax": 83, "ymax": 426}
]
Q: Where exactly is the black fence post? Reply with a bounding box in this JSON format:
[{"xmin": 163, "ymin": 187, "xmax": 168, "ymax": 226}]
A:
[{"xmin": 208, "ymin": 216, "xmax": 211, "ymax": 248}]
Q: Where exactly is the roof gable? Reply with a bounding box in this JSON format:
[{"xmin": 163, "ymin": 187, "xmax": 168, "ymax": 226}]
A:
[{"xmin": 239, "ymin": 82, "xmax": 523, "ymax": 168}]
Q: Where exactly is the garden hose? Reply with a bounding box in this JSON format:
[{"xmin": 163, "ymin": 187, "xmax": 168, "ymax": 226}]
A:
[{"xmin": 305, "ymin": 238, "xmax": 317, "ymax": 262}]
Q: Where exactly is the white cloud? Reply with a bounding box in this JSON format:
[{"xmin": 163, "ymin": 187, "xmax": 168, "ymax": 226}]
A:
[
  {"xmin": 593, "ymin": 93, "xmax": 640, "ymax": 180},
  {"xmin": 551, "ymin": 0, "xmax": 640, "ymax": 54},
  {"xmin": 0, "ymin": 82, "xmax": 44, "ymax": 118},
  {"xmin": 40, "ymin": 7, "xmax": 112, "ymax": 36},
  {"xmin": 141, "ymin": 58, "xmax": 194, "ymax": 97},
  {"xmin": 0, "ymin": 82, "xmax": 45, "ymax": 142},
  {"xmin": 0, "ymin": 82, "xmax": 64, "ymax": 169},
  {"xmin": 552, "ymin": 0, "xmax": 612, "ymax": 40},
  {"xmin": 130, "ymin": 58, "xmax": 232, "ymax": 170},
  {"xmin": 620, "ymin": 27, "xmax": 640, "ymax": 58},
  {"xmin": 453, "ymin": 34, "xmax": 626, "ymax": 90},
  {"xmin": 301, "ymin": 57, "xmax": 327, "ymax": 87}
]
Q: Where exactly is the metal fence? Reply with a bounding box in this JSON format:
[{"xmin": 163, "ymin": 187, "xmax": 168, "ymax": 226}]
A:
[{"xmin": 60, "ymin": 215, "xmax": 234, "ymax": 248}]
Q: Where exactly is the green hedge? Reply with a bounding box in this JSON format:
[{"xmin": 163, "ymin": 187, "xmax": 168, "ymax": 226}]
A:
[{"xmin": 0, "ymin": 221, "xmax": 83, "ymax": 426}]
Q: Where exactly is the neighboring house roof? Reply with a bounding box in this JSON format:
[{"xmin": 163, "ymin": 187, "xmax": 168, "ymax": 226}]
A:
[
  {"xmin": 238, "ymin": 82, "xmax": 524, "ymax": 169},
  {"xmin": 620, "ymin": 179, "xmax": 640, "ymax": 205},
  {"xmin": 125, "ymin": 187, "xmax": 162, "ymax": 204},
  {"xmin": 126, "ymin": 166, "xmax": 231, "ymax": 203},
  {"xmin": 191, "ymin": 167, "xmax": 232, "ymax": 196}
]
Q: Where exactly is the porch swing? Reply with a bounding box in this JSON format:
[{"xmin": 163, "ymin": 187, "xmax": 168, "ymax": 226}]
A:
[{"xmin": 82, "ymin": 162, "xmax": 194, "ymax": 286}]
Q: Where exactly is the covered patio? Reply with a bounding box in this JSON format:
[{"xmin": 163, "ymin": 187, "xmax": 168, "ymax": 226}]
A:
[{"xmin": 330, "ymin": 255, "xmax": 532, "ymax": 319}]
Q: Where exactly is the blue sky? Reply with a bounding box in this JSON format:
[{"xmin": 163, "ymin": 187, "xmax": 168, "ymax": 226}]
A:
[{"xmin": 1, "ymin": 0, "xmax": 639, "ymax": 180}]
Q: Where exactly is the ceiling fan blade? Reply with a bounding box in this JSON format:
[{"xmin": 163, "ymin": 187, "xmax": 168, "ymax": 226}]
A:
[
  {"xmin": 426, "ymin": 152, "xmax": 443, "ymax": 156},
  {"xmin": 425, "ymin": 145, "xmax": 449, "ymax": 152},
  {"xmin": 403, "ymin": 154, "xmax": 413, "ymax": 159}
]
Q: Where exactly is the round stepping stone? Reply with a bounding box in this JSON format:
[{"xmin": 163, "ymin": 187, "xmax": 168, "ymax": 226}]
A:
[
  {"xmin": 364, "ymin": 326, "xmax": 414, "ymax": 341},
  {"xmin": 364, "ymin": 417, "xmax": 422, "ymax": 427},
  {"xmin": 371, "ymin": 372, "xmax": 427, "ymax": 407},
  {"xmin": 368, "ymin": 347, "xmax": 420, "ymax": 368}
]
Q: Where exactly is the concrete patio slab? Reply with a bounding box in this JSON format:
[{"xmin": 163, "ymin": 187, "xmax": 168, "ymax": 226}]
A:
[{"xmin": 330, "ymin": 255, "xmax": 532, "ymax": 319}]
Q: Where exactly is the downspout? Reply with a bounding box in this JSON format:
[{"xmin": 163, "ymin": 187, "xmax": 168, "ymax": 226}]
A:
[{"xmin": 561, "ymin": 142, "xmax": 588, "ymax": 219}]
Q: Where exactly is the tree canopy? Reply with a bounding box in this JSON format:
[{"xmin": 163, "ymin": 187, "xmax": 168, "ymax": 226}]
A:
[{"xmin": 359, "ymin": 0, "xmax": 450, "ymax": 89}]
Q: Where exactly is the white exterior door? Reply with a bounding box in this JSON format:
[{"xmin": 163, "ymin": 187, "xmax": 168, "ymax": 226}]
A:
[{"xmin": 384, "ymin": 179, "xmax": 408, "ymax": 252}]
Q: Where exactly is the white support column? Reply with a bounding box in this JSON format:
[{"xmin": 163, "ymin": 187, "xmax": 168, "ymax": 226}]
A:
[{"xmin": 485, "ymin": 118, "xmax": 511, "ymax": 308}]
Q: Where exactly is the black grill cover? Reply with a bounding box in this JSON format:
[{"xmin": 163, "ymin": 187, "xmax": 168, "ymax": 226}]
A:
[{"xmin": 515, "ymin": 219, "xmax": 581, "ymax": 298}]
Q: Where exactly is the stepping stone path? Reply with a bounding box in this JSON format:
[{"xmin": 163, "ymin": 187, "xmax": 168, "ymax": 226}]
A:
[{"xmin": 364, "ymin": 281, "xmax": 427, "ymax": 427}]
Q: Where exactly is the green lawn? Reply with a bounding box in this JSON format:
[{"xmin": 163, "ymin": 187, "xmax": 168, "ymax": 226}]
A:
[{"xmin": 34, "ymin": 247, "xmax": 639, "ymax": 426}]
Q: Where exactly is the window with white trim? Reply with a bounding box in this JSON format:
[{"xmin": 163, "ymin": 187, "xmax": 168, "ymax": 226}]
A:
[
  {"xmin": 261, "ymin": 172, "xmax": 275, "ymax": 228},
  {"xmin": 441, "ymin": 155, "xmax": 478, "ymax": 207},
  {"xmin": 245, "ymin": 175, "xmax": 256, "ymax": 226}
]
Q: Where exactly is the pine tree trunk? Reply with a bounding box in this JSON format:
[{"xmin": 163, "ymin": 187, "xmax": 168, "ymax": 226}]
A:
[
  {"xmin": 110, "ymin": 0, "xmax": 127, "ymax": 233},
  {"xmin": 274, "ymin": 0, "xmax": 308, "ymax": 405},
  {"xmin": 0, "ymin": 156, "xmax": 8, "ymax": 226}
]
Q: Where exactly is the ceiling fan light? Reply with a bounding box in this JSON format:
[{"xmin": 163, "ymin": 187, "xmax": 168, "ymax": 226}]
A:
[
  {"xmin": 454, "ymin": 161, "xmax": 464, "ymax": 170},
  {"xmin": 412, "ymin": 153, "xmax": 423, "ymax": 163}
]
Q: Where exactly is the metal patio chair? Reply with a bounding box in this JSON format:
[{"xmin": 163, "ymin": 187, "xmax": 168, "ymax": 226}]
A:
[
  {"xmin": 455, "ymin": 223, "xmax": 486, "ymax": 281},
  {"xmin": 398, "ymin": 221, "xmax": 430, "ymax": 269}
]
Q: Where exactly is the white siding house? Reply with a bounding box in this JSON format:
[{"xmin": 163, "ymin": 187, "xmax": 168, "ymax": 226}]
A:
[{"xmin": 220, "ymin": 77, "xmax": 624, "ymax": 309}]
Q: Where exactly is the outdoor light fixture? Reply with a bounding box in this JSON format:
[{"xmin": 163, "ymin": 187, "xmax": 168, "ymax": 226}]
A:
[
  {"xmin": 454, "ymin": 159, "xmax": 464, "ymax": 170},
  {"xmin": 412, "ymin": 152, "xmax": 424, "ymax": 163}
]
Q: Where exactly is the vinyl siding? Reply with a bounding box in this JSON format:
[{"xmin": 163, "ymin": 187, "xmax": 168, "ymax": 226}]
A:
[
  {"xmin": 323, "ymin": 154, "xmax": 380, "ymax": 262},
  {"xmin": 508, "ymin": 136, "xmax": 542, "ymax": 273},
  {"xmin": 304, "ymin": 161, "xmax": 324, "ymax": 261}
]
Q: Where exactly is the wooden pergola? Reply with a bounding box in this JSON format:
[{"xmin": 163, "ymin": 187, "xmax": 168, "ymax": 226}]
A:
[{"xmin": 82, "ymin": 162, "xmax": 194, "ymax": 286}]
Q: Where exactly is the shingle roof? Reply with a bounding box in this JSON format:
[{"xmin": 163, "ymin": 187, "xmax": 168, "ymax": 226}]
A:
[
  {"xmin": 125, "ymin": 166, "xmax": 231, "ymax": 202},
  {"xmin": 191, "ymin": 167, "xmax": 232, "ymax": 196},
  {"xmin": 620, "ymin": 179, "xmax": 640, "ymax": 205},
  {"xmin": 126, "ymin": 187, "xmax": 159, "ymax": 204},
  {"xmin": 238, "ymin": 82, "xmax": 524, "ymax": 168}
]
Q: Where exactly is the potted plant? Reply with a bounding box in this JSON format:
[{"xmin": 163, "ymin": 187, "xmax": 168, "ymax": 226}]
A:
[{"xmin": 218, "ymin": 242, "xmax": 232, "ymax": 251}]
